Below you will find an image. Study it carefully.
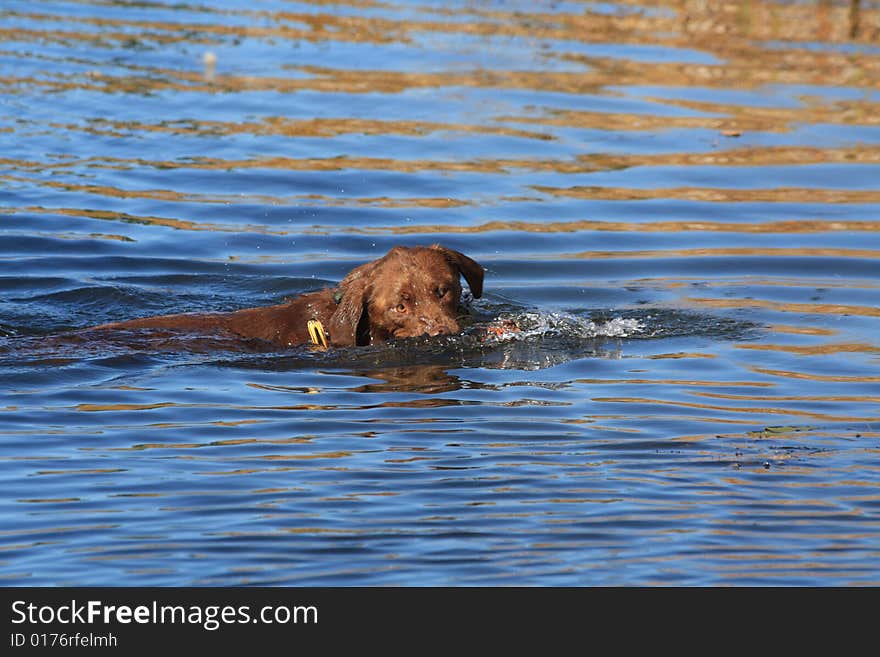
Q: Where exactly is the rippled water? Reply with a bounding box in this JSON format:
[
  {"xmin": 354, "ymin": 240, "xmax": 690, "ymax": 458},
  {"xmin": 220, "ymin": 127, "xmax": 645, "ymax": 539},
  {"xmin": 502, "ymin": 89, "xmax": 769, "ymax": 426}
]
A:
[{"xmin": 1, "ymin": 0, "xmax": 879, "ymax": 586}]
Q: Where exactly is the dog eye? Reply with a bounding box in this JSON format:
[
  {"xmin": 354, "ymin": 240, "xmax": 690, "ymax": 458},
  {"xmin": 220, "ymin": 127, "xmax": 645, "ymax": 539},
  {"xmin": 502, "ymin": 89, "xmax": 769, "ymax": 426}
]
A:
[
  {"xmin": 395, "ymin": 303, "xmax": 407, "ymax": 313},
  {"xmin": 437, "ymin": 287, "xmax": 448, "ymax": 298}
]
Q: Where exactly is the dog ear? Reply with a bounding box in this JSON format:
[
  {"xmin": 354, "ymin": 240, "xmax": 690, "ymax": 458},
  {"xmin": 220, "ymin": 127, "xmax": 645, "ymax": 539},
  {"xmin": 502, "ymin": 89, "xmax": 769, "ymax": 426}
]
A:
[
  {"xmin": 327, "ymin": 278, "xmax": 369, "ymax": 347},
  {"xmin": 431, "ymin": 245, "xmax": 484, "ymax": 298},
  {"xmin": 326, "ymin": 261, "xmax": 375, "ymax": 347}
]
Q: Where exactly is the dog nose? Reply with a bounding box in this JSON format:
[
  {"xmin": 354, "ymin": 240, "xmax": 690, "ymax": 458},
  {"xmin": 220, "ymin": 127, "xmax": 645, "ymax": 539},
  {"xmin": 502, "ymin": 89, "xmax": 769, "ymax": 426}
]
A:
[{"xmin": 421, "ymin": 318, "xmax": 457, "ymax": 336}]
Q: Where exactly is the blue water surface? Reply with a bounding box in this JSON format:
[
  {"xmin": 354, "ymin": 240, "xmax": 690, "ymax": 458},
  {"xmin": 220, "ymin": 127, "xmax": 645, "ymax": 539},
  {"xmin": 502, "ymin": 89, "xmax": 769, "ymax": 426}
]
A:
[{"xmin": 1, "ymin": 0, "xmax": 879, "ymax": 586}]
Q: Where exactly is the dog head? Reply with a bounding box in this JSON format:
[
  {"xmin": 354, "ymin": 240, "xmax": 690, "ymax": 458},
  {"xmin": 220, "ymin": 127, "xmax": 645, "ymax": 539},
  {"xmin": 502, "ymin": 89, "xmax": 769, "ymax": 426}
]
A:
[{"xmin": 326, "ymin": 245, "xmax": 484, "ymax": 347}]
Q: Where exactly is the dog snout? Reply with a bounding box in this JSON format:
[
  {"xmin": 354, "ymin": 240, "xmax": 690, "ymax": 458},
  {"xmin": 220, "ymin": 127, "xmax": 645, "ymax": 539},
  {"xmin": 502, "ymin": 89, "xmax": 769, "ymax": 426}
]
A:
[{"xmin": 420, "ymin": 316, "xmax": 458, "ymax": 336}]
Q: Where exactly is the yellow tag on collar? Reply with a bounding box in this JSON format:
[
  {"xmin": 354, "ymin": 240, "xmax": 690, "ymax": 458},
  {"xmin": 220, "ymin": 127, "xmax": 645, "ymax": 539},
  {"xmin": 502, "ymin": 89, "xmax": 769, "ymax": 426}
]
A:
[{"xmin": 307, "ymin": 319, "xmax": 328, "ymax": 349}]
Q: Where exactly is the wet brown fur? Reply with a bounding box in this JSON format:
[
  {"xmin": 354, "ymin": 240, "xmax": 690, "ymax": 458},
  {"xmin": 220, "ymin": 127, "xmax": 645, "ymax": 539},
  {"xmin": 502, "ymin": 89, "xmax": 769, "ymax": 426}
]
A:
[{"xmin": 91, "ymin": 245, "xmax": 484, "ymax": 348}]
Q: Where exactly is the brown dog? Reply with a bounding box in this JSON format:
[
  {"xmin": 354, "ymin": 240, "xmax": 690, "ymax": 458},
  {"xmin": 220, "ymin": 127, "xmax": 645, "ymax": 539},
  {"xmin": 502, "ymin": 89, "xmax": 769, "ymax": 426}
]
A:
[{"xmin": 91, "ymin": 245, "xmax": 484, "ymax": 348}]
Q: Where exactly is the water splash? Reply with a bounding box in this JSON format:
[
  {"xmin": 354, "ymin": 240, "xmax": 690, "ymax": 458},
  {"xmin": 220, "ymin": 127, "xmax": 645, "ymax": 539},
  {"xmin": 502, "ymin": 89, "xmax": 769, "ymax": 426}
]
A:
[{"xmin": 474, "ymin": 311, "xmax": 645, "ymax": 343}]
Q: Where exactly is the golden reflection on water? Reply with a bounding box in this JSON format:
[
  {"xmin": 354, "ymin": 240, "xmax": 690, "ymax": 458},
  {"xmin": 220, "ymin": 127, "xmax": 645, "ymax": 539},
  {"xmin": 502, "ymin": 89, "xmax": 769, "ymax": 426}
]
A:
[
  {"xmin": 687, "ymin": 296, "xmax": 880, "ymax": 317},
  {"xmin": 4, "ymin": 12, "xmax": 879, "ymax": 95},
  {"xmin": 359, "ymin": 219, "xmax": 880, "ymax": 236},
  {"xmin": 48, "ymin": 116, "xmax": 554, "ymax": 141},
  {"xmin": 534, "ymin": 186, "xmax": 880, "ymax": 204},
  {"xmin": 736, "ymin": 342, "xmax": 880, "ymax": 355},
  {"xmin": 768, "ymin": 324, "xmax": 840, "ymax": 336},
  {"xmin": 591, "ymin": 396, "xmax": 879, "ymax": 422},
  {"xmin": 750, "ymin": 367, "xmax": 880, "ymax": 383},
  {"xmin": 507, "ymin": 103, "xmax": 880, "ymax": 134},
  {"xmin": 1, "ymin": 1, "xmax": 877, "ymax": 170},
  {"xmin": 6, "ymin": 147, "xmax": 880, "ymax": 176},
  {"xmin": 11, "ymin": 204, "xmax": 880, "ymax": 241}
]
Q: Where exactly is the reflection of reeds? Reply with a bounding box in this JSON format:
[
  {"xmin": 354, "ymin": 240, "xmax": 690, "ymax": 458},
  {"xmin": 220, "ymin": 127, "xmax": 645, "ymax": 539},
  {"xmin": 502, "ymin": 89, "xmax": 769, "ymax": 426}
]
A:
[
  {"xmin": 355, "ymin": 219, "xmax": 880, "ymax": 236},
  {"xmin": 2, "ymin": 0, "xmax": 879, "ymax": 97},
  {"xmin": 8, "ymin": 142, "xmax": 880, "ymax": 171},
  {"xmin": 736, "ymin": 342, "xmax": 880, "ymax": 355},
  {"xmin": 751, "ymin": 366, "xmax": 880, "ymax": 382},
  {"xmin": 9, "ymin": 56, "xmax": 878, "ymax": 95},
  {"xmin": 590, "ymin": 395, "xmax": 877, "ymax": 422},
  {"xmin": 687, "ymin": 296, "xmax": 880, "ymax": 318},
  {"xmin": 681, "ymin": 0, "xmax": 875, "ymax": 41},
  {"xmin": 2, "ymin": 1, "xmax": 877, "ymax": 46},
  {"xmin": 6, "ymin": 205, "xmax": 878, "ymax": 238},
  {"xmin": 532, "ymin": 186, "xmax": 880, "ymax": 204},
  {"xmin": 3, "ymin": 1, "xmax": 878, "ymax": 216}
]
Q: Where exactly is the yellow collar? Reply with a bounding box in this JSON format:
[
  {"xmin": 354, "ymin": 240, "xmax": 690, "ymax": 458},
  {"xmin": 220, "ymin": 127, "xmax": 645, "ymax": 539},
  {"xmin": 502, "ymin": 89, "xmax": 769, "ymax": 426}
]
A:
[{"xmin": 307, "ymin": 319, "xmax": 328, "ymax": 349}]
